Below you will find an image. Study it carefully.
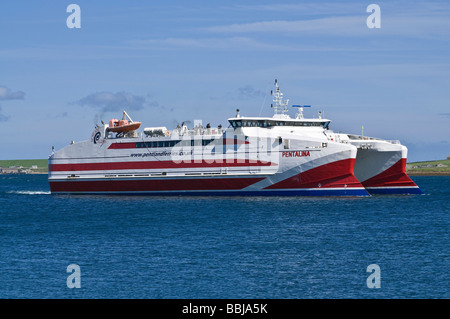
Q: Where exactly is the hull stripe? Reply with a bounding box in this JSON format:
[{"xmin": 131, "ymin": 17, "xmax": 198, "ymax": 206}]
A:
[
  {"xmin": 50, "ymin": 177, "xmax": 265, "ymax": 192},
  {"xmin": 50, "ymin": 187, "xmax": 370, "ymax": 196},
  {"xmin": 49, "ymin": 159, "xmax": 276, "ymax": 172}
]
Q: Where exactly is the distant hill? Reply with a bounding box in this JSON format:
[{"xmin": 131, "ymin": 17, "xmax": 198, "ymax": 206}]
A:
[
  {"xmin": 0, "ymin": 159, "xmax": 48, "ymax": 174},
  {"xmin": 406, "ymin": 159, "xmax": 450, "ymax": 175}
]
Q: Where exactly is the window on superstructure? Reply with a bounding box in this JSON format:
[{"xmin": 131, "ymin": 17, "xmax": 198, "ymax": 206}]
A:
[{"xmin": 202, "ymin": 139, "xmax": 213, "ymax": 146}]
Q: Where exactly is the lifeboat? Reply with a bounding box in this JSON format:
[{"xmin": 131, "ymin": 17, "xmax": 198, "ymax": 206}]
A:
[
  {"xmin": 108, "ymin": 119, "xmax": 141, "ymax": 133},
  {"xmin": 107, "ymin": 111, "xmax": 141, "ymax": 133}
]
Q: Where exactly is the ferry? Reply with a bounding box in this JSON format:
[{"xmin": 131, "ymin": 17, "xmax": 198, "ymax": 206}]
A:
[{"xmin": 48, "ymin": 80, "xmax": 421, "ymax": 196}]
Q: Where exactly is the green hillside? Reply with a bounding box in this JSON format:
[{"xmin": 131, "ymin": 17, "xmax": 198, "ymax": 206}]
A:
[
  {"xmin": 0, "ymin": 159, "xmax": 48, "ymax": 173},
  {"xmin": 406, "ymin": 159, "xmax": 450, "ymax": 175}
]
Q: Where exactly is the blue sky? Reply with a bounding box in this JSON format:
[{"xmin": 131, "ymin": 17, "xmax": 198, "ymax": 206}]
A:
[{"xmin": 0, "ymin": 0, "xmax": 449, "ymax": 161}]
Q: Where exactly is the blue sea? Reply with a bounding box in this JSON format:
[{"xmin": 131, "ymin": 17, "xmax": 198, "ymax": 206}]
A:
[{"xmin": 0, "ymin": 174, "xmax": 448, "ymax": 299}]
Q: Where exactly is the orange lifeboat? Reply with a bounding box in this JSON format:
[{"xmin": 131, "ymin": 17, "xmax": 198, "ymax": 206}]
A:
[
  {"xmin": 107, "ymin": 111, "xmax": 142, "ymax": 133},
  {"xmin": 108, "ymin": 119, "xmax": 141, "ymax": 133}
]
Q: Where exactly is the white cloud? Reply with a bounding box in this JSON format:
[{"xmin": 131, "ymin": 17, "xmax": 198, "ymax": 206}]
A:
[
  {"xmin": 233, "ymin": 2, "xmax": 362, "ymax": 15},
  {"xmin": 205, "ymin": 16, "xmax": 365, "ymax": 35},
  {"xmin": 204, "ymin": 1, "xmax": 450, "ymax": 39},
  {"xmin": 0, "ymin": 105, "xmax": 10, "ymax": 122},
  {"xmin": 0, "ymin": 85, "xmax": 25, "ymax": 100},
  {"xmin": 74, "ymin": 91, "xmax": 147, "ymax": 112},
  {"xmin": 236, "ymin": 85, "xmax": 266, "ymax": 99},
  {"xmin": 128, "ymin": 36, "xmax": 287, "ymax": 51},
  {"xmin": 0, "ymin": 86, "xmax": 25, "ymax": 122}
]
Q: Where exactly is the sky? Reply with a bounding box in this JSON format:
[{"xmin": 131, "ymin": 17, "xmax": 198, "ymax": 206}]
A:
[{"xmin": 0, "ymin": 0, "xmax": 449, "ymax": 162}]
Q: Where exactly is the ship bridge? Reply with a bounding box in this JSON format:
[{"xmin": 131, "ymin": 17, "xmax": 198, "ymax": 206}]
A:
[
  {"xmin": 228, "ymin": 117, "xmax": 330, "ymax": 129},
  {"xmin": 228, "ymin": 79, "xmax": 330, "ymax": 130}
]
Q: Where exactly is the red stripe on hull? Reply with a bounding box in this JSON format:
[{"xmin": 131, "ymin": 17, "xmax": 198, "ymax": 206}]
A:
[
  {"xmin": 49, "ymin": 177, "xmax": 265, "ymax": 193},
  {"xmin": 108, "ymin": 142, "xmax": 136, "ymax": 149},
  {"xmin": 49, "ymin": 159, "xmax": 275, "ymax": 172},
  {"xmin": 362, "ymin": 158, "xmax": 419, "ymax": 188},
  {"xmin": 265, "ymin": 158, "xmax": 363, "ymax": 189}
]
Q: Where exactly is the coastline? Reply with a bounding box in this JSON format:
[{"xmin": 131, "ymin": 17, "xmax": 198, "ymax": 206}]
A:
[
  {"xmin": 0, "ymin": 171, "xmax": 48, "ymax": 175},
  {"xmin": 406, "ymin": 171, "xmax": 450, "ymax": 176}
]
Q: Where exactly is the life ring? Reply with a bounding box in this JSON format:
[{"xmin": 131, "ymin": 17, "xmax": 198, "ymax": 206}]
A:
[
  {"xmin": 165, "ymin": 130, "xmax": 170, "ymax": 137},
  {"xmin": 93, "ymin": 131, "xmax": 101, "ymax": 144}
]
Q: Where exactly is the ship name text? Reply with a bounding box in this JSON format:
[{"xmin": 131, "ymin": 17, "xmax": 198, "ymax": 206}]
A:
[{"xmin": 282, "ymin": 151, "xmax": 311, "ymax": 157}]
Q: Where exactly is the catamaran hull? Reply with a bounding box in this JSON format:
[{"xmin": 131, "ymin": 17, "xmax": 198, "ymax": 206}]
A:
[
  {"xmin": 350, "ymin": 141, "xmax": 423, "ymax": 195},
  {"xmin": 49, "ymin": 176, "xmax": 369, "ymax": 196},
  {"xmin": 48, "ymin": 139, "xmax": 369, "ymax": 196}
]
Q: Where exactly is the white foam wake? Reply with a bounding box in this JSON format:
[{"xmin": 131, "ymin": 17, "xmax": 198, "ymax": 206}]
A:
[{"xmin": 8, "ymin": 190, "xmax": 51, "ymax": 195}]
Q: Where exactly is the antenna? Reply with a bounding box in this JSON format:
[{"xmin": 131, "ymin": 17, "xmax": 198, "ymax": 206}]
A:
[{"xmin": 271, "ymin": 80, "xmax": 289, "ymax": 115}]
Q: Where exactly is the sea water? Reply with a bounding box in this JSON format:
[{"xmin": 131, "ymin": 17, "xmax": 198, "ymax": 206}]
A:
[{"xmin": 0, "ymin": 174, "xmax": 448, "ymax": 298}]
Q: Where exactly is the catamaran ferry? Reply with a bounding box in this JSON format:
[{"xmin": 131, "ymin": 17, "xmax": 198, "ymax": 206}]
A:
[{"xmin": 48, "ymin": 81, "xmax": 422, "ymax": 196}]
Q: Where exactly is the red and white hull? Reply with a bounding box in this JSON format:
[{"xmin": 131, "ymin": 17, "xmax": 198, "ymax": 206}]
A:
[
  {"xmin": 347, "ymin": 137, "xmax": 423, "ymax": 195},
  {"xmin": 49, "ymin": 128, "xmax": 368, "ymax": 196}
]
